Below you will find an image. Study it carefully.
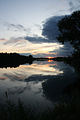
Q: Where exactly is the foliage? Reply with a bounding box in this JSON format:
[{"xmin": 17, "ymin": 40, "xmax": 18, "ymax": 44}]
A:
[{"xmin": 58, "ymin": 11, "xmax": 80, "ymax": 52}]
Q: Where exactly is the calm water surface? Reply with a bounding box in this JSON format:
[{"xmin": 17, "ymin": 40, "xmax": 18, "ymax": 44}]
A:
[{"xmin": 0, "ymin": 60, "xmax": 78, "ymax": 112}]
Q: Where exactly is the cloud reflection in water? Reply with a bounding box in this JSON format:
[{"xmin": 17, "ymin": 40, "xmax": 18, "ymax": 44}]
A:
[
  {"xmin": 0, "ymin": 61, "xmax": 76, "ymax": 112},
  {"xmin": 0, "ymin": 61, "xmax": 63, "ymax": 110}
]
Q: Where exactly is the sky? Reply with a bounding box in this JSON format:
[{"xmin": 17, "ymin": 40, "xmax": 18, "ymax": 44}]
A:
[{"xmin": 0, "ymin": 0, "xmax": 80, "ymax": 57}]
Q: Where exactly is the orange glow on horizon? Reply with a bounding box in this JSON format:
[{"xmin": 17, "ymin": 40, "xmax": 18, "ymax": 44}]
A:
[{"xmin": 48, "ymin": 57, "xmax": 53, "ymax": 59}]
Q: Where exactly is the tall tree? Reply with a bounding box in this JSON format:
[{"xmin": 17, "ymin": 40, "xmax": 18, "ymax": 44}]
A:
[{"xmin": 58, "ymin": 11, "xmax": 80, "ymax": 53}]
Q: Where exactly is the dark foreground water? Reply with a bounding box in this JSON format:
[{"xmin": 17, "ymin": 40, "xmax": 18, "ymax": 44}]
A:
[{"xmin": 0, "ymin": 60, "xmax": 79, "ymax": 113}]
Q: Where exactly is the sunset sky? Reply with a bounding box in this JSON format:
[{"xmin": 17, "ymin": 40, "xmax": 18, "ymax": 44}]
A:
[{"xmin": 0, "ymin": 0, "xmax": 80, "ymax": 57}]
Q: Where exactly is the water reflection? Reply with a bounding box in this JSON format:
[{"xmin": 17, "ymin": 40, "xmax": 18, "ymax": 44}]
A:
[
  {"xmin": 0, "ymin": 61, "xmax": 63, "ymax": 80},
  {"xmin": 0, "ymin": 61, "xmax": 78, "ymax": 112},
  {"xmin": 48, "ymin": 60, "xmax": 53, "ymax": 63}
]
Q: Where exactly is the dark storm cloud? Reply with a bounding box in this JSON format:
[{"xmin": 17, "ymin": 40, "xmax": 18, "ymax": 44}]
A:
[
  {"xmin": 24, "ymin": 36, "xmax": 50, "ymax": 43},
  {"xmin": 41, "ymin": 15, "xmax": 74, "ymax": 56},
  {"xmin": 42, "ymin": 0, "xmax": 80, "ymax": 41},
  {"xmin": 42, "ymin": 16, "xmax": 64, "ymax": 40}
]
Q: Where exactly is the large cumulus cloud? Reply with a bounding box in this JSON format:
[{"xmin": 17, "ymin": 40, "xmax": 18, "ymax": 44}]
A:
[
  {"xmin": 42, "ymin": 15, "xmax": 74, "ymax": 56},
  {"xmin": 42, "ymin": 16, "xmax": 64, "ymax": 40}
]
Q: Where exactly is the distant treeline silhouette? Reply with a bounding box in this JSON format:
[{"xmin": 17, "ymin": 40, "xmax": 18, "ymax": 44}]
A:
[{"xmin": 0, "ymin": 53, "xmax": 34, "ymax": 68}]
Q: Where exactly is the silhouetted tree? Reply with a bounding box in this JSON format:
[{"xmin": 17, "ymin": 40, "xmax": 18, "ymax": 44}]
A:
[{"xmin": 58, "ymin": 11, "xmax": 80, "ymax": 53}]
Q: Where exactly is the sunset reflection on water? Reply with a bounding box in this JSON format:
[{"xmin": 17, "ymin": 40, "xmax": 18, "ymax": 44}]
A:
[
  {"xmin": 0, "ymin": 60, "xmax": 76, "ymax": 112},
  {"xmin": 0, "ymin": 61, "xmax": 63, "ymax": 80}
]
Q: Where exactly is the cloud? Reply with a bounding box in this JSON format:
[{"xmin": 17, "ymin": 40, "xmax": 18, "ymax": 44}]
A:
[
  {"xmin": 41, "ymin": 15, "xmax": 74, "ymax": 57},
  {"xmin": 1, "ymin": 15, "xmax": 65, "ymax": 44},
  {"xmin": 42, "ymin": 16, "xmax": 64, "ymax": 40},
  {"xmin": 4, "ymin": 22, "xmax": 31, "ymax": 33},
  {"xmin": 69, "ymin": 1, "xmax": 75, "ymax": 11},
  {"xmin": 49, "ymin": 42, "xmax": 74, "ymax": 57},
  {"xmin": 24, "ymin": 35, "xmax": 50, "ymax": 43},
  {"xmin": 1, "ymin": 12, "xmax": 74, "ymax": 57},
  {"xmin": 68, "ymin": 0, "xmax": 80, "ymax": 12},
  {"xmin": 3, "ymin": 35, "xmax": 49, "ymax": 45},
  {"xmin": 34, "ymin": 24, "xmax": 42, "ymax": 30},
  {"xmin": 0, "ymin": 38, "xmax": 6, "ymax": 41},
  {"xmin": 3, "ymin": 37, "xmax": 25, "ymax": 45}
]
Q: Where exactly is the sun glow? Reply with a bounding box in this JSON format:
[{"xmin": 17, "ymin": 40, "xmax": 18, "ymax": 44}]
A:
[
  {"xmin": 0, "ymin": 38, "xmax": 64, "ymax": 57},
  {"xmin": 48, "ymin": 57, "xmax": 53, "ymax": 59},
  {"xmin": 48, "ymin": 60, "xmax": 53, "ymax": 63}
]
